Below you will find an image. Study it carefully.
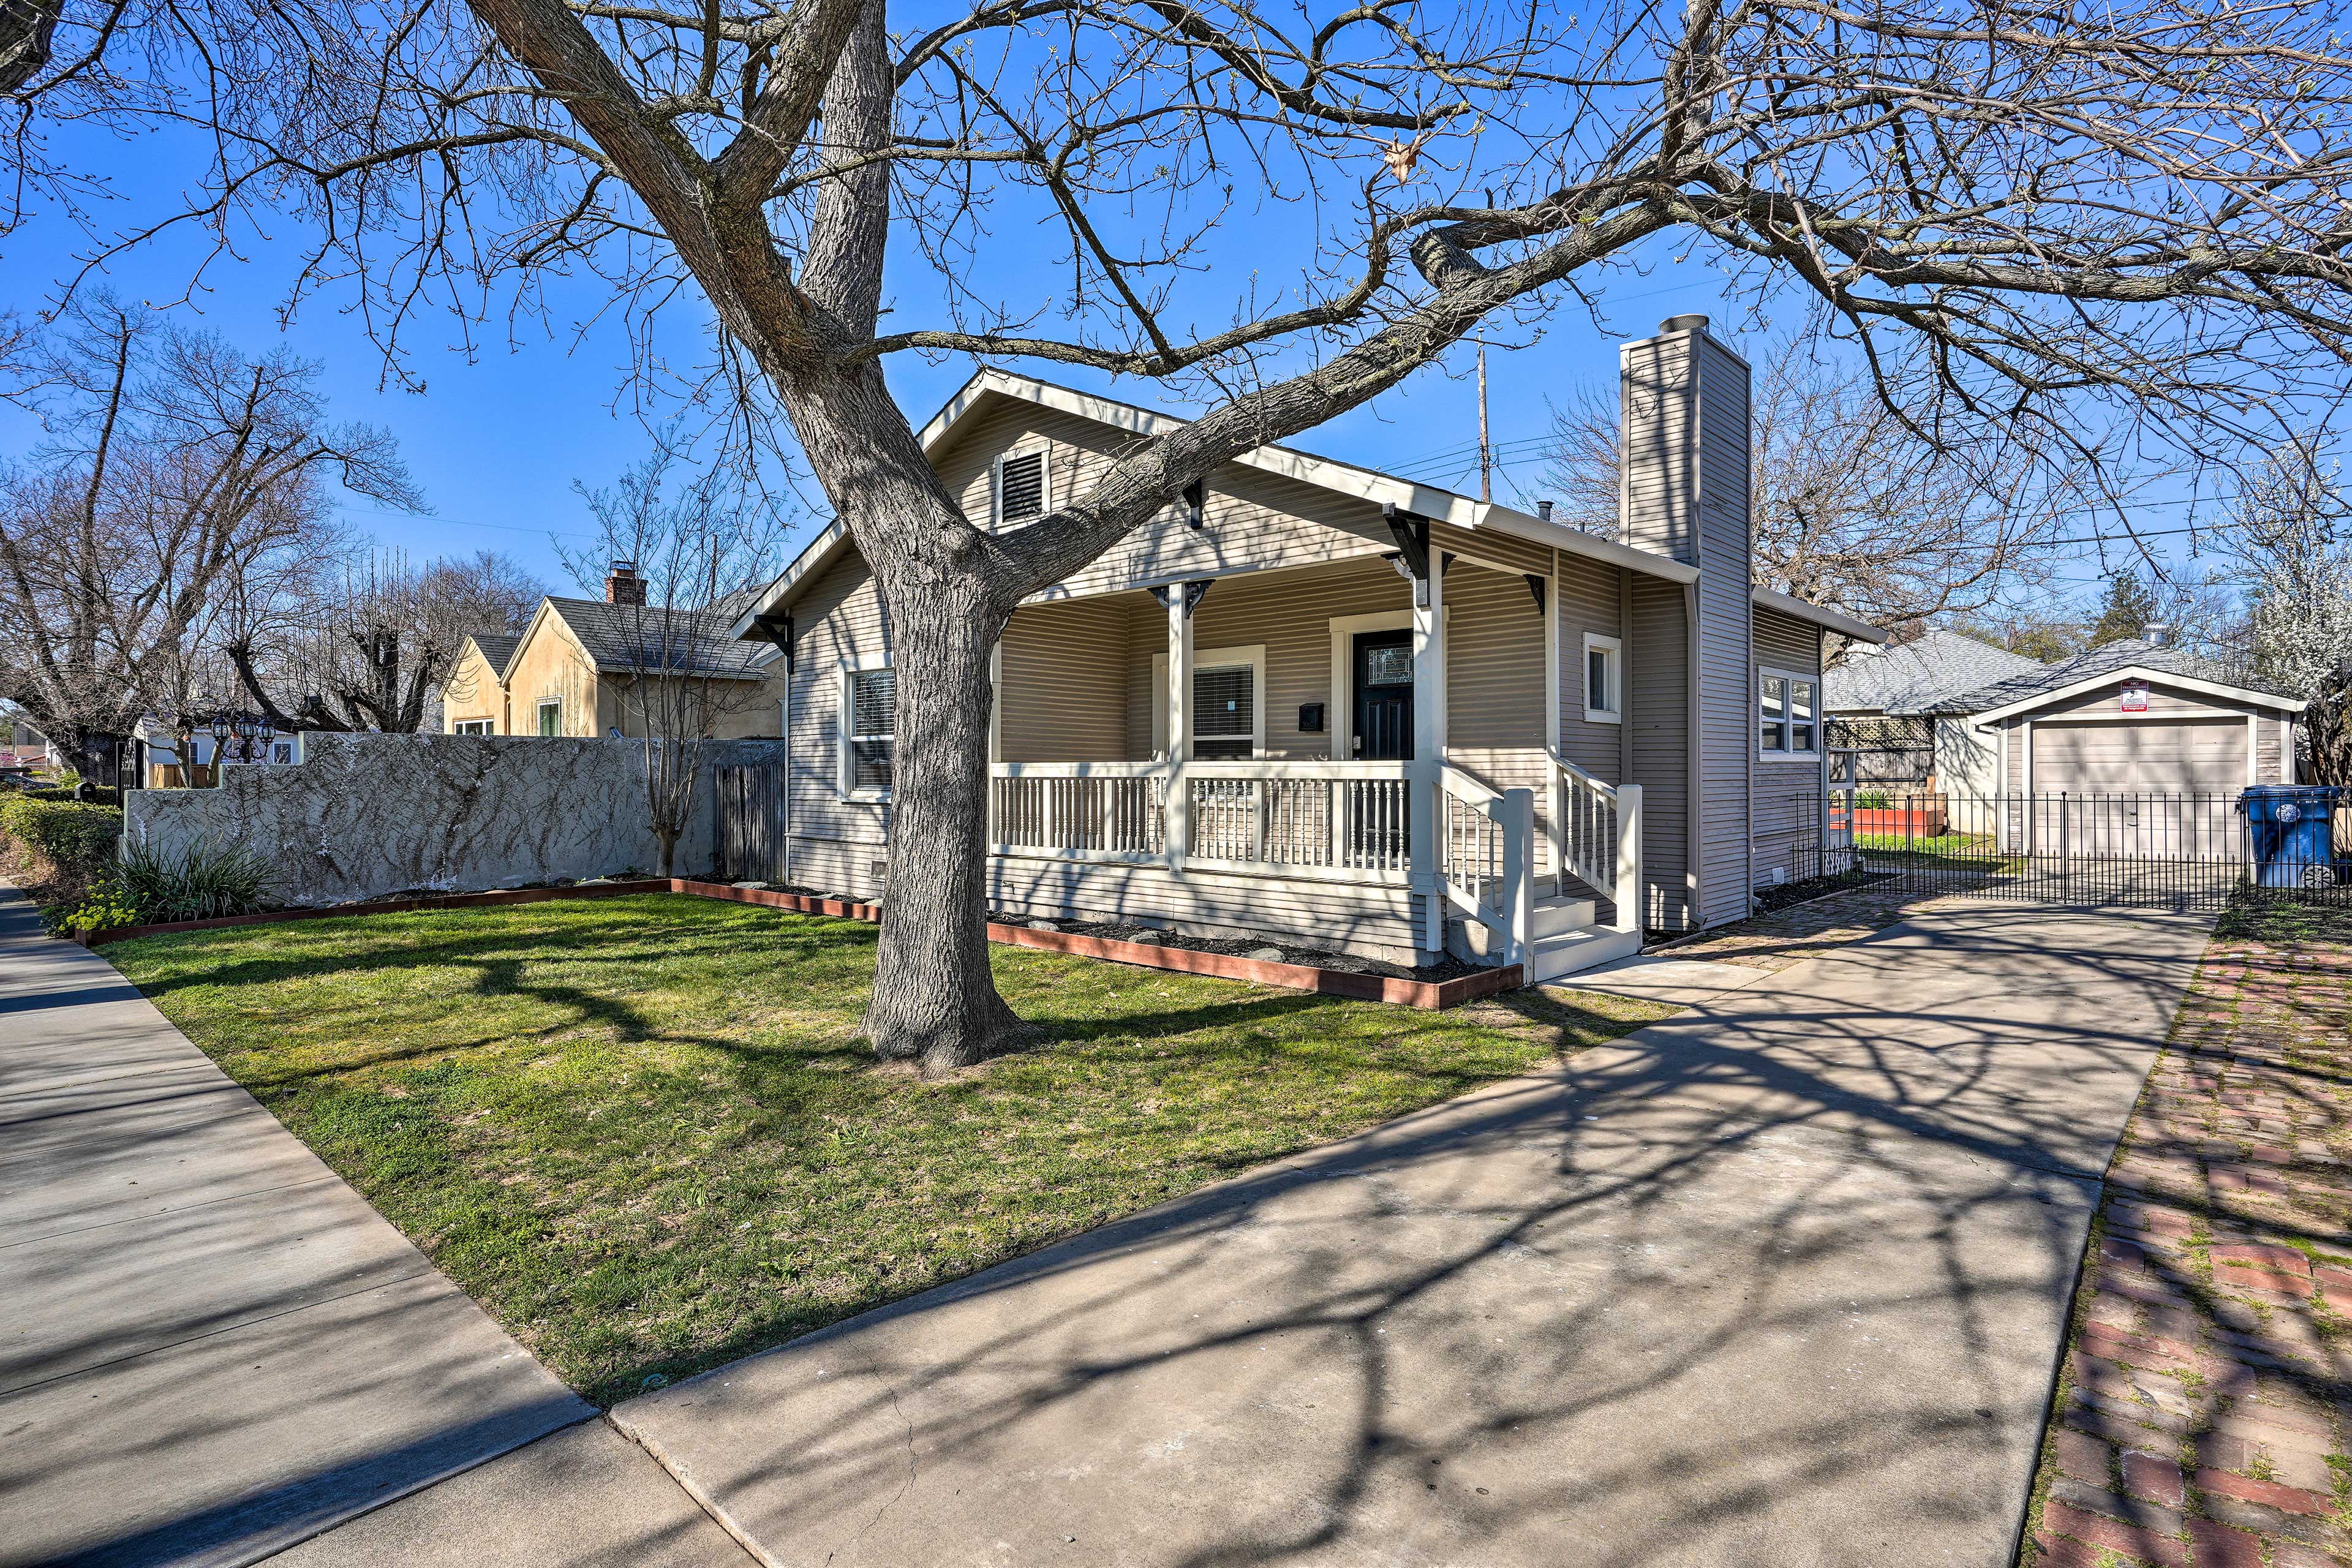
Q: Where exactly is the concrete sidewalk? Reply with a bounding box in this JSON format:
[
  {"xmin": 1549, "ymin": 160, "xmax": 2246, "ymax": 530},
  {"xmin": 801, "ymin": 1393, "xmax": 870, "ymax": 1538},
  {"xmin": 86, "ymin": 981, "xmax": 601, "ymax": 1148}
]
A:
[
  {"xmin": 0, "ymin": 893, "xmax": 627, "ymax": 1568},
  {"xmin": 611, "ymin": 900, "xmax": 2213, "ymax": 1568}
]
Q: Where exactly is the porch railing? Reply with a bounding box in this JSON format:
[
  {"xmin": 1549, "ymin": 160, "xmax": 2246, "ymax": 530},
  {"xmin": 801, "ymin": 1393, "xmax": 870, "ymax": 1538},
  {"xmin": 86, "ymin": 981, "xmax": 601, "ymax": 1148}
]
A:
[
  {"xmin": 1550, "ymin": 750, "xmax": 1643, "ymax": 935},
  {"xmin": 1436, "ymin": 765, "xmax": 1536, "ymax": 963},
  {"xmin": 989, "ymin": 760, "xmax": 1412, "ymax": 879}
]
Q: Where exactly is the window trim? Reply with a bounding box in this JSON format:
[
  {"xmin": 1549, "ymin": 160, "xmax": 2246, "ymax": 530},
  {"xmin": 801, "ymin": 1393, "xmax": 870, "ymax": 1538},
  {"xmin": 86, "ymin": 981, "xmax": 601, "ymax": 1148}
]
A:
[
  {"xmin": 1758, "ymin": 665, "xmax": 1820, "ymax": 760},
  {"xmin": 535, "ymin": 699, "xmax": 562, "ymax": 737},
  {"xmin": 1151, "ymin": 643, "xmax": 1267, "ymax": 760},
  {"xmin": 1582, "ymin": 632, "xmax": 1624, "ymax": 725},
  {"xmin": 454, "ymin": 718, "xmax": 494, "ymax": 737},
  {"xmin": 839, "ymin": 657, "xmax": 896, "ymax": 801},
  {"xmin": 991, "ymin": 446, "xmax": 1051, "ymax": 527}
]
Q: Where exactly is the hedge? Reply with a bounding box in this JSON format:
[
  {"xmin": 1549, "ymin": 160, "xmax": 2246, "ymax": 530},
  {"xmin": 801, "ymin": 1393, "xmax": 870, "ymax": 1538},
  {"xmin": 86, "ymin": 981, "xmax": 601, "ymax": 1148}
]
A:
[{"xmin": 0, "ymin": 796, "xmax": 123, "ymax": 881}]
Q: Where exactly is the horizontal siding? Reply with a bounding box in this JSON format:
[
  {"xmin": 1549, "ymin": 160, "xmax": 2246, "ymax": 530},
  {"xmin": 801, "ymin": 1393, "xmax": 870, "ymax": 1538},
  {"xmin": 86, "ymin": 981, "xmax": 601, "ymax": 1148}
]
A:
[
  {"xmin": 1443, "ymin": 558, "xmax": 1552, "ymax": 872},
  {"xmin": 1753, "ymin": 606, "xmax": 1819, "ymax": 675},
  {"xmin": 1123, "ymin": 555, "xmax": 1411, "ymax": 760},
  {"xmin": 1629, "ymin": 576, "xmax": 1690, "ymax": 930},
  {"xmin": 988, "ymin": 858, "xmax": 1420, "ymax": 963},
  {"xmin": 1431, "ymin": 518, "xmax": 1551, "ymax": 578},
  {"xmin": 999, "ymin": 598, "xmax": 1129, "ymax": 761},
  {"xmin": 1695, "ymin": 331, "xmax": 1753, "ymax": 927},
  {"xmin": 1620, "ymin": 334, "xmax": 1697, "ymax": 562},
  {"xmin": 928, "ymin": 402, "xmax": 1392, "ymax": 601},
  {"xmin": 2261, "ymin": 717, "xmax": 2285, "ymax": 784},
  {"xmin": 2029, "ymin": 679, "xmax": 2243, "ymax": 721},
  {"xmin": 788, "ymin": 549, "xmax": 892, "ymax": 848},
  {"xmin": 1555, "ymin": 551, "xmax": 1626, "ymax": 782}
]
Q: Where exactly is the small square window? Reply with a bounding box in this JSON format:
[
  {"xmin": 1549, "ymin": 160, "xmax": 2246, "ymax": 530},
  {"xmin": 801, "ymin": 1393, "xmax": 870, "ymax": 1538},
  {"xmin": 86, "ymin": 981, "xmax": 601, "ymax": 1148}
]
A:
[
  {"xmin": 1759, "ymin": 669, "xmax": 1818, "ymax": 756},
  {"xmin": 1582, "ymin": 634, "xmax": 1623, "ymax": 724}
]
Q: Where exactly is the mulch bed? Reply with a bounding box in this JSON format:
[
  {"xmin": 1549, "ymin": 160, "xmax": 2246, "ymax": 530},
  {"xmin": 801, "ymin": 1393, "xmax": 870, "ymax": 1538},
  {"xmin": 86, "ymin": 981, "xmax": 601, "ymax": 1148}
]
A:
[{"xmin": 2022, "ymin": 912, "xmax": 2352, "ymax": 1567}]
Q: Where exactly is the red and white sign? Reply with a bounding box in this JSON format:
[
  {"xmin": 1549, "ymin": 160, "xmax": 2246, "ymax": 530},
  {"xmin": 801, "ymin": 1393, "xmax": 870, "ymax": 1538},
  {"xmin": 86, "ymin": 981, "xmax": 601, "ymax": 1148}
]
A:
[{"xmin": 2119, "ymin": 679, "xmax": 2150, "ymax": 714}]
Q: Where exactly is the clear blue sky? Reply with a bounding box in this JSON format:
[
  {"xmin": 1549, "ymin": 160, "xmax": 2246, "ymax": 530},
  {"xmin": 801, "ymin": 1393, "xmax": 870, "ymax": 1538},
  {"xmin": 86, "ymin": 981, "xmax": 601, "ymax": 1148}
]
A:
[{"xmin": 0, "ymin": 111, "xmax": 2206, "ymax": 605}]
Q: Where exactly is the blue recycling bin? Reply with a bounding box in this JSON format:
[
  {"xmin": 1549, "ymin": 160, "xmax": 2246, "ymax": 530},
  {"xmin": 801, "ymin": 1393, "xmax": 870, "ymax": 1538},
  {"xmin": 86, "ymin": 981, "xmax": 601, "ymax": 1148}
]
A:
[{"xmin": 2244, "ymin": 786, "xmax": 2340, "ymax": 889}]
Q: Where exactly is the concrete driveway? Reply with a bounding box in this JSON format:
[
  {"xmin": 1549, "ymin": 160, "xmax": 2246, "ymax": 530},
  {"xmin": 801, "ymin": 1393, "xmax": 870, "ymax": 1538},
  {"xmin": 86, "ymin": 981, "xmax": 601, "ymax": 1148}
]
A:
[{"xmin": 611, "ymin": 900, "xmax": 2212, "ymax": 1568}]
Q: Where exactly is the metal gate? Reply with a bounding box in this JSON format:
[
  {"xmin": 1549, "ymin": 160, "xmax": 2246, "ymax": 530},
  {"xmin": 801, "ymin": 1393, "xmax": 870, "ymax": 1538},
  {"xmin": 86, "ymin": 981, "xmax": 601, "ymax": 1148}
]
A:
[
  {"xmin": 1858, "ymin": 791, "xmax": 2350, "ymax": 911},
  {"xmin": 716, "ymin": 763, "xmax": 788, "ymax": 883}
]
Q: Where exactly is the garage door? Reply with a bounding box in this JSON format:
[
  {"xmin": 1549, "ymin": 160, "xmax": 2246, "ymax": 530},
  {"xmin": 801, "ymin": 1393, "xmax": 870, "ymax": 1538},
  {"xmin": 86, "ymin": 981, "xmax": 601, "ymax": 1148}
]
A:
[
  {"xmin": 2031, "ymin": 718, "xmax": 2245, "ymax": 859},
  {"xmin": 2032, "ymin": 717, "xmax": 2245, "ymax": 794}
]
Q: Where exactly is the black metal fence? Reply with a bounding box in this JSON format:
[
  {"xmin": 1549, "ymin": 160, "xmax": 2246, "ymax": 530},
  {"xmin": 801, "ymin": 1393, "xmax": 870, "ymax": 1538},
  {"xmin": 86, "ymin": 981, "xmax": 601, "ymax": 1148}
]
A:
[{"xmin": 1844, "ymin": 789, "xmax": 2350, "ymax": 911}]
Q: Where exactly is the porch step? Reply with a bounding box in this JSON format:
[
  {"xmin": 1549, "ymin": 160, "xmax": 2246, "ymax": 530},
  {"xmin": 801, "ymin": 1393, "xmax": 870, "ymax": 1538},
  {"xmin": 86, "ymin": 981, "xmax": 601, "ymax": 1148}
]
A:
[
  {"xmin": 1533, "ymin": 895, "xmax": 1596, "ymax": 940},
  {"xmin": 1453, "ymin": 895, "xmax": 1598, "ymax": 963},
  {"xmin": 1526, "ymin": 924, "xmax": 1645, "ymax": 984}
]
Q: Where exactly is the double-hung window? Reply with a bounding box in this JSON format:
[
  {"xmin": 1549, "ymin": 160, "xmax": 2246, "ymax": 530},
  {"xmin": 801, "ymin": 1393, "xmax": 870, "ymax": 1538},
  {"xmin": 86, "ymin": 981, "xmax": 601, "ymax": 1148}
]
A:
[
  {"xmin": 842, "ymin": 665, "xmax": 895, "ymax": 797},
  {"xmin": 1758, "ymin": 668, "xmax": 1818, "ymax": 757},
  {"xmin": 1583, "ymin": 633, "xmax": 1623, "ymax": 724},
  {"xmin": 1191, "ymin": 665, "xmax": 1257, "ymax": 760}
]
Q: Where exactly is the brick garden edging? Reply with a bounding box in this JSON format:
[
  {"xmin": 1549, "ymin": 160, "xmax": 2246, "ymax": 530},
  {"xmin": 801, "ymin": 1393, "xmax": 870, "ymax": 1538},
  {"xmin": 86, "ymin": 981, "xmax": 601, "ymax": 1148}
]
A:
[
  {"xmin": 83, "ymin": 877, "xmax": 1522, "ymax": 1010},
  {"xmin": 2024, "ymin": 929, "xmax": 2352, "ymax": 1567}
]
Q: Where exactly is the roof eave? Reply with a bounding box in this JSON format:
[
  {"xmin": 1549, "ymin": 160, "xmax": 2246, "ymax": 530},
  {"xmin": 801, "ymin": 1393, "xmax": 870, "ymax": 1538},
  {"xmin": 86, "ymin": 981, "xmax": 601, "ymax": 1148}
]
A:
[
  {"xmin": 1966, "ymin": 663, "xmax": 2309, "ymax": 725},
  {"xmin": 1751, "ymin": 584, "xmax": 1888, "ymax": 645}
]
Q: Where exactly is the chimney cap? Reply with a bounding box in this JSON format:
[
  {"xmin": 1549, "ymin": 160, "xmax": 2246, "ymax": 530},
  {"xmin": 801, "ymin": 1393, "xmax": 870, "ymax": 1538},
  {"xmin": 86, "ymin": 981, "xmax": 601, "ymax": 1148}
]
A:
[
  {"xmin": 609, "ymin": 559, "xmax": 638, "ymax": 575},
  {"xmin": 1660, "ymin": 313, "xmax": 1710, "ymax": 335},
  {"xmin": 1536, "ymin": 499, "xmax": 1555, "ymax": 522}
]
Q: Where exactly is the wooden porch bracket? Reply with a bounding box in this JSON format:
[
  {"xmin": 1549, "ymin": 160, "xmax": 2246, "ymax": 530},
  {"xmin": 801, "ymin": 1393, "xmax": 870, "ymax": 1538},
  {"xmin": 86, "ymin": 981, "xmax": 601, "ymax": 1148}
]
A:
[
  {"xmin": 1381, "ymin": 503, "xmax": 1431, "ymax": 605},
  {"xmin": 1147, "ymin": 579, "xmax": 1213, "ymax": 616},
  {"xmin": 1524, "ymin": 574, "xmax": 1546, "ymax": 617},
  {"xmin": 1182, "ymin": 478, "xmax": 1205, "ymax": 530}
]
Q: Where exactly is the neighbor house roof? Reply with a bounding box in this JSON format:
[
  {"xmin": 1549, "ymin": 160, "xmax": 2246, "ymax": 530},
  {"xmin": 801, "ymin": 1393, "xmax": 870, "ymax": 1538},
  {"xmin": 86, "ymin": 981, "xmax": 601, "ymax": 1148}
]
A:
[
  {"xmin": 536, "ymin": 597, "xmax": 774, "ymax": 681},
  {"xmin": 464, "ymin": 632, "xmax": 522, "ymax": 676},
  {"xmin": 733, "ymin": 368, "xmax": 1761, "ymax": 638},
  {"xmin": 1943, "ymin": 638, "xmax": 2307, "ymax": 721},
  {"xmin": 1826, "ymin": 628, "xmax": 2041, "ymax": 715}
]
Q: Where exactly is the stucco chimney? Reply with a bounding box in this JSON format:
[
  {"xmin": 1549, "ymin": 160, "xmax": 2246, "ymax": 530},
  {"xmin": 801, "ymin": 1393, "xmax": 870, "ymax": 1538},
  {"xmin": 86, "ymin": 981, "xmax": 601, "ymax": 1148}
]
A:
[{"xmin": 606, "ymin": 560, "xmax": 646, "ymax": 606}]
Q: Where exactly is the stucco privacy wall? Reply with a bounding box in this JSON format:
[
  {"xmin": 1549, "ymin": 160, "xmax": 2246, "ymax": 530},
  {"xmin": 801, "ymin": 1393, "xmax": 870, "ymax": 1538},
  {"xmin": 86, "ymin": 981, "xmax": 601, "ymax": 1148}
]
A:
[{"xmin": 126, "ymin": 733, "xmax": 786, "ymax": 907}]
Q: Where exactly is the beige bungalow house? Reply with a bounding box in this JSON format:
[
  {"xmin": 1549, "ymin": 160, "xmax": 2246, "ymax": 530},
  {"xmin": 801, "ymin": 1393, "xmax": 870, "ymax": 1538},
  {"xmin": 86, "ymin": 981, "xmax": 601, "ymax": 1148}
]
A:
[
  {"xmin": 445, "ymin": 567, "xmax": 788, "ymax": 738},
  {"xmin": 727, "ymin": 315, "xmax": 1887, "ymax": 981}
]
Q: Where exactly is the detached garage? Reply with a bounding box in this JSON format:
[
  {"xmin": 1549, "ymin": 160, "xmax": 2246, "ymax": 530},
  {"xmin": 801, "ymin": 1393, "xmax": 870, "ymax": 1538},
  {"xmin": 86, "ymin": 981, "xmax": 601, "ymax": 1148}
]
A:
[{"xmin": 1937, "ymin": 636, "xmax": 2308, "ymax": 861}]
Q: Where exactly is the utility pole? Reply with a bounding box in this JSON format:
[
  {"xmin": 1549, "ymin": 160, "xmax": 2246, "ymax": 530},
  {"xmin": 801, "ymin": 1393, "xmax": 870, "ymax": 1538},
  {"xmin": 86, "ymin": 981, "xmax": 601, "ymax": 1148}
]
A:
[{"xmin": 1477, "ymin": 341, "xmax": 1491, "ymax": 504}]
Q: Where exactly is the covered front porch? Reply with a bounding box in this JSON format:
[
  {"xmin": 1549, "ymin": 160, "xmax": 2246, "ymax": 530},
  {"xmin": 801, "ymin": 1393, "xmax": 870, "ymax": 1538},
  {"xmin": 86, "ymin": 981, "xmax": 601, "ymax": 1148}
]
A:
[{"xmin": 986, "ymin": 530, "xmax": 1649, "ymax": 979}]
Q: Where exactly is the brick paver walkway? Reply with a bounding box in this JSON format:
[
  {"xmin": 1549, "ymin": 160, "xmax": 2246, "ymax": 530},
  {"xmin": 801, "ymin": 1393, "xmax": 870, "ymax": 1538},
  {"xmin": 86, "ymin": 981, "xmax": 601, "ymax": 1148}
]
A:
[
  {"xmin": 2026, "ymin": 918, "xmax": 2352, "ymax": 1567},
  {"xmin": 1651, "ymin": 875, "xmax": 1943, "ymax": 973}
]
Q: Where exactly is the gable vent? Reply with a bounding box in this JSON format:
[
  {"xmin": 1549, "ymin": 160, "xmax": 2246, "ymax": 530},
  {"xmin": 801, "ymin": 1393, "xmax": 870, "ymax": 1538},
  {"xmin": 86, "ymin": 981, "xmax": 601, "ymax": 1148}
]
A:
[{"xmin": 998, "ymin": 451, "xmax": 1046, "ymax": 522}]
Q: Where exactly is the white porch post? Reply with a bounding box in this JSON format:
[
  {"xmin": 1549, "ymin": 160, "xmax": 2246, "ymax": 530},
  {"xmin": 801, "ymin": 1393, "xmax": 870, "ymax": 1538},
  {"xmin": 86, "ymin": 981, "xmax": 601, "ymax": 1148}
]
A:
[
  {"xmin": 1166, "ymin": 586, "xmax": 1193, "ymax": 870},
  {"xmin": 1614, "ymin": 782, "xmax": 1644, "ymax": 934},
  {"xmin": 1411, "ymin": 551, "xmax": 1446, "ymax": 954}
]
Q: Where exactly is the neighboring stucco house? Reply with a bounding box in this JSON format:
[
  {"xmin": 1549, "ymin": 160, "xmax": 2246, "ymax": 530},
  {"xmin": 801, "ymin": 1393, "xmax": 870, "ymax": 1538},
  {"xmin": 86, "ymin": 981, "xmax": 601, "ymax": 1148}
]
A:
[
  {"xmin": 723, "ymin": 315, "xmax": 1888, "ymax": 980},
  {"xmin": 1825, "ymin": 627, "xmax": 2044, "ymax": 798},
  {"xmin": 446, "ymin": 567, "xmax": 787, "ymax": 738}
]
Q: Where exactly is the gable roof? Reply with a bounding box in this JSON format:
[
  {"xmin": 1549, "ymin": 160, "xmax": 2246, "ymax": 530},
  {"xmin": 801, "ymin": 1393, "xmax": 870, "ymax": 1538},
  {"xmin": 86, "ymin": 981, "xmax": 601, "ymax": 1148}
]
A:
[
  {"xmin": 464, "ymin": 632, "xmax": 522, "ymax": 677},
  {"xmin": 1944, "ymin": 638, "xmax": 2306, "ymax": 720},
  {"xmin": 733, "ymin": 368, "xmax": 1744, "ymax": 636},
  {"xmin": 1826, "ymin": 628, "xmax": 2040, "ymax": 714},
  {"xmin": 537, "ymin": 596, "xmax": 774, "ymax": 680}
]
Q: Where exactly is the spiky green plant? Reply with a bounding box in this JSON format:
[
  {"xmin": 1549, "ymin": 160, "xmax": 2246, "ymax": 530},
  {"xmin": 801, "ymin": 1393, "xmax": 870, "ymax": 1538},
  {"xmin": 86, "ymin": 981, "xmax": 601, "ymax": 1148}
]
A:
[{"xmin": 112, "ymin": 837, "xmax": 274, "ymax": 924}]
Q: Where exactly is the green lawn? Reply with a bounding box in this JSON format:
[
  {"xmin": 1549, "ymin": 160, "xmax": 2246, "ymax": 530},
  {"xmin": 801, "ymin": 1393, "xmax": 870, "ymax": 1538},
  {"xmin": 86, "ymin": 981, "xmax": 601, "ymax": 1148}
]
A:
[{"xmin": 110, "ymin": 894, "xmax": 1670, "ymax": 1405}]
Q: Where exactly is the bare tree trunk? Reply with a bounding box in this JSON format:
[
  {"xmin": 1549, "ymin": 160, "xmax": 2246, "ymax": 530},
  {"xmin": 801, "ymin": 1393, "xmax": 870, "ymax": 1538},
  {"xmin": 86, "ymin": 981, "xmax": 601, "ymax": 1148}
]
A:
[{"xmin": 856, "ymin": 540, "xmax": 1026, "ymax": 1071}]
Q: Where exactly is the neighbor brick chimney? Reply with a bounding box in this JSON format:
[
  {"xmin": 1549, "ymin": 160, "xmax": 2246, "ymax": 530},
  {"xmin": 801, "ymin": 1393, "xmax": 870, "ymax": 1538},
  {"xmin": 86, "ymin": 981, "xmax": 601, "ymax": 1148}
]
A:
[{"xmin": 605, "ymin": 560, "xmax": 646, "ymax": 606}]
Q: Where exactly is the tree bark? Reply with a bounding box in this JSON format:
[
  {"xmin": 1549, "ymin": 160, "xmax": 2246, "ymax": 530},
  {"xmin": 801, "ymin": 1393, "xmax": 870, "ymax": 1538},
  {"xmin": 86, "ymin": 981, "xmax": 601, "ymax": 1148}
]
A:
[{"xmin": 856, "ymin": 560, "xmax": 1027, "ymax": 1071}]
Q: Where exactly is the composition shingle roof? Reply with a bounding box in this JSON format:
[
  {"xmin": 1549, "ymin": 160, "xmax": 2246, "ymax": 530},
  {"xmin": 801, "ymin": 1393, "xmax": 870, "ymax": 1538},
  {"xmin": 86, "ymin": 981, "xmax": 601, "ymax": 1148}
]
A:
[
  {"xmin": 466, "ymin": 633, "xmax": 522, "ymax": 674},
  {"xmin": 545, "ymin": 596, "xmax": 772, "ymax": 679},
  {"xmin": 1936, "ymin": 637, "xmax": 2301, "ymax": 713},
  {"xmin": 1825, "ymin": 628, "xmax": 2042, "ymax": 715}
]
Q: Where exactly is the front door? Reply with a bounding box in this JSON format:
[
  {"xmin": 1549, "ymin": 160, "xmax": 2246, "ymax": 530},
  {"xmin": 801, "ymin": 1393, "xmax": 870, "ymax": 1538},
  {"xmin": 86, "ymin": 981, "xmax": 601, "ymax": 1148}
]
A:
[{"xmin": 1352, "ymin": 630, "xmax": 1414, "ymax": 761}]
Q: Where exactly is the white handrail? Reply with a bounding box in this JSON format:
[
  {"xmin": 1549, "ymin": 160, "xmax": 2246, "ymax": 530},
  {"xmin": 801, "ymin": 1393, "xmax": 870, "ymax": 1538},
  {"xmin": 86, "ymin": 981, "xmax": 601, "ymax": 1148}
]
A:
[{"xmin": 1436, "ymin": 764, "xmax": 1534, "ymax": 965}]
